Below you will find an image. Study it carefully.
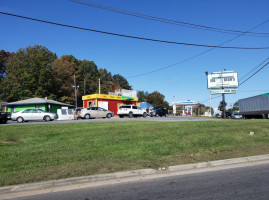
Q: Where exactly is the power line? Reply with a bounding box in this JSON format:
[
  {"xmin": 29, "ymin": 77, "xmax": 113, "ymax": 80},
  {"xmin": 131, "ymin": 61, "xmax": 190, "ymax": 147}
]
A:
[
  {"xmin": 200, "ymin": 95, "xmax": 222, "ymax": 104},
  {"xmin": 239, "ymin": 57, "xmax": 269, "ymax": 80},
  {"xmin": 126, "ymin": 19, "xmax": 269, "ymax": 78},
  {"xmin": 239, "ymin": 59, "xmax": 269, "ymax": 86},
  {"xmin": 1, "ymin": 11, "xmax": 268, "ymax": 50},
  {"xmin": 70, "ymin": 0, "xmax": 269, "ymax": 37}
]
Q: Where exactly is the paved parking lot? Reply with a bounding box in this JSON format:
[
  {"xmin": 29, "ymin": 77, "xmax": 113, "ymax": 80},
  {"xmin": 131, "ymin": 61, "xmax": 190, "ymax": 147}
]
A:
[{"xmin": 2, "ymin": 116, "xmax": 219, "ymax": 125}]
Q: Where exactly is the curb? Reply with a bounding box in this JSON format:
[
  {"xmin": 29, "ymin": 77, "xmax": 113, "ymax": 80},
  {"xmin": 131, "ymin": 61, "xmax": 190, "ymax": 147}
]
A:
[{"xmin": 1, "ymin": 154, "xmax": 269, "ymax": 195}]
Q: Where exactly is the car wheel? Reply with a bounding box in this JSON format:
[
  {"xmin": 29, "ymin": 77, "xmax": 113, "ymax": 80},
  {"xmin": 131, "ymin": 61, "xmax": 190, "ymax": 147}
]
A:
[
  {"xmin": 156, "ymin": 114, "xmax": 159, "ymax": 117},
  {"xmin": 128, "ymin": 112, "xmax": 133, "ymax": 118},
  {"xmin": 17, "ymin": 117, "xmax": 24, "ymax": 123},
  {"xmin": 119, "ymin": 115, "xmax": 124, "ymax": 118},
  {"xmin": 0, "ymin": 120, "xmax": 7, "ymax": 124},
  {"xmin": 107, "ymin": 113, "xmax": 112, "ymax": 118},
  {"xmin": 44, "ymin": 115, "xmax": 51, "ymax": 122},
  {"xmin": 143, "ymin": 112, "xmax": 147, "ymax": 118},
  {"xmin": 84, "ymin": 114, "xmax": 90, "ymax": 119}
]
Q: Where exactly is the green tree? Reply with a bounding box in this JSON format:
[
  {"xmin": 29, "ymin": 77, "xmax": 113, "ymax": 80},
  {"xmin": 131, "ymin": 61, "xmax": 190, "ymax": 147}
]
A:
[
  {"xmin": 137, "ymin": 90, "xmax": 149, "ymax": 102},
  {"xmin": 0, "ymin": 50, "xmax": 14, "ymax": 80},
  {"xmin": 218, "ymin": 100, "xmax": 227, "ymax": 112},
  {"xmin": 0, "ymin": 45, "xmax": 56, "ymax": 102},
  {"xmin": 78, "ymin": 60, "xmax": 99, "ymax": 95},
  {"xmin": 112, "ymin": 74, "xmax": 132, "ymax": 90},
  {"xmin": 232, "ymin": 101, "xmax": 239, "ymax": 112},
  {"xmin": 194, "ymin": 103, "xmax": 207, "ymax": 116},
  {"xmin": 146, "ymin": 91, "xmax": 169, "ymax": 109},
  {"xmin": 98, "ymin": 68, "xmax": 114, "ymax": 94},
  {"xmin": 51, "ymin": 56, "xmax": 76, "ymax": 104}
]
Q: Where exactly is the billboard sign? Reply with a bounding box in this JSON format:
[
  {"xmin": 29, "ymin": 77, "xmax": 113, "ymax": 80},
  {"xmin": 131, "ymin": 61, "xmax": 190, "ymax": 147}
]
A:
[
  {"xmin": 207, "ymin": 71, "xmax": 238, "ymax": 89},
  {"xmin": 210, "ymin": 89, "xmax": 237, "ymax": 95}
]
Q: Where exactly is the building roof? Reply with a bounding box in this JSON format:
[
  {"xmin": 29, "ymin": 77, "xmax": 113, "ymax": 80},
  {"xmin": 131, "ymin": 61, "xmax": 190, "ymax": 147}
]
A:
[
  {"xmin": 82, "ymin": 94, "xmax": 138, "ymax": 101},
  {"xmin": 2, "ymin": 97, "xmax": 74, "ymax": 107}
]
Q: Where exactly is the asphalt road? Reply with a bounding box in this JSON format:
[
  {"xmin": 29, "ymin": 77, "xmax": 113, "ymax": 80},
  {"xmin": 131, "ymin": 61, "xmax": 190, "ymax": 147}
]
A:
[
  {"xmin": 2, "ymin": 116, "xmax": 218, "ymax": 125},
  {"xmin": 11, "ymin": 163, "xmax": 269, "ymax": 200}
]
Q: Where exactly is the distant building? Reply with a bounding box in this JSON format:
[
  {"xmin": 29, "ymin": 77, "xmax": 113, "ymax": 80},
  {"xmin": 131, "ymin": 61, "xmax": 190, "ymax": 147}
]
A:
[{"xmin": 2, "ymin": 97, "xmax": 74, "ymax": 113}]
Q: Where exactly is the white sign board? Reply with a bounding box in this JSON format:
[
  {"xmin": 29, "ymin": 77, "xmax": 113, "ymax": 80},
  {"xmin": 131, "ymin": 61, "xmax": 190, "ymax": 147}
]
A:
[
  {"xmin": 210, "ymin": 89, "xmax": 237, "ymax": 95},
  {"xmin": 98, "ymin": 101, "xmax": 108, "ymax": 110},
  {"xmin": 207, "ymin": 72, "xmax": 238, "ymax": 89}
]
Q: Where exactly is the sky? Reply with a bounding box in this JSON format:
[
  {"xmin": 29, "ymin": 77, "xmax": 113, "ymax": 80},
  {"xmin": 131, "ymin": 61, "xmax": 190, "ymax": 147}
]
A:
[{"xmin": 1, "ymin": 0, "xmax": 269, "ymax": 109}]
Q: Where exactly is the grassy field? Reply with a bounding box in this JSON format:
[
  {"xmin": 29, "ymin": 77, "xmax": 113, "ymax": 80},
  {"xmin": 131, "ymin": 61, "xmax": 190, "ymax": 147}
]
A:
[{"xmin": 0, "ymin": 120, "xmax": 269, "ymax": 186}]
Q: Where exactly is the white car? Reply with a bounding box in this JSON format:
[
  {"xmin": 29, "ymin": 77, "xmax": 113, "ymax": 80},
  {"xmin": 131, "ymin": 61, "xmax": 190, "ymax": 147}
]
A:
[
  {"xmin": 231, "ymin": 113, "xmax": 243, "ymax": 119},
  {"xmin": 11, "ymin": 109, "xmax": 58, "ymax": 123},
  {"xmin": 117, "ymin": 104, "xmax": 147, "ymax": 118},
  {"xmin": 79, "ymin": 107, "xmax": 114, "ymax": 119}
]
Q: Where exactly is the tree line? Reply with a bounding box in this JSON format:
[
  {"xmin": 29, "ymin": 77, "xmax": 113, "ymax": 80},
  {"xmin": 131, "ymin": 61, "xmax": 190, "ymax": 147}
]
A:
[{"xmin": 0, "ymin": 45, "xmax": 131, "ymax": 106}]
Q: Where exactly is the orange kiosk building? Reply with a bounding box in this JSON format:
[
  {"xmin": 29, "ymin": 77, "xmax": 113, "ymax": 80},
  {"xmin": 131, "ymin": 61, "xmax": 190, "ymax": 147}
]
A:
[{"xmin": 82, "ymin": 94, "xmax": 138, "ymax": 115}]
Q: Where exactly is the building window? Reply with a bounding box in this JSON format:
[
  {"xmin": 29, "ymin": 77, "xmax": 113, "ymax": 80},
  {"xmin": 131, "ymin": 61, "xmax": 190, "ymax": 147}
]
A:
[
  {"xmin": 11, "ymin": 107, "xmax": 16, "ymax": 113},
  {"xmin": 36, "ymin": 105, "xmax": 42, "ymax": 109}
]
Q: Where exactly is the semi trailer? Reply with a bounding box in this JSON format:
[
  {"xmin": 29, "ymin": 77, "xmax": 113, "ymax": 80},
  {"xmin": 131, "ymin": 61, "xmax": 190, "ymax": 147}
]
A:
[{"xmin": 238, "ymin": 93, "xmax": 269, "ymax": 119}]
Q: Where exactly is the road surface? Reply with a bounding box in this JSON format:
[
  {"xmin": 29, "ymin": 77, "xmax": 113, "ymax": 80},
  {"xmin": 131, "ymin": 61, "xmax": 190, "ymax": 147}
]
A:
[{"xmin": 9, "ymin": 163, "xmax": 269, "ymax": 200}]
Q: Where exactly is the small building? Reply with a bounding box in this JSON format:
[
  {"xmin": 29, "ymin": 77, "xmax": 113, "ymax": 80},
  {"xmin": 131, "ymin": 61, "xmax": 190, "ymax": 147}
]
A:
[
  {"xmin": 2, "ymin": 97, "xmax": 74, "ymax": 113},
  {"xmin": 82, "ymin": 93, "xmax": 138, "ymax": 115}
]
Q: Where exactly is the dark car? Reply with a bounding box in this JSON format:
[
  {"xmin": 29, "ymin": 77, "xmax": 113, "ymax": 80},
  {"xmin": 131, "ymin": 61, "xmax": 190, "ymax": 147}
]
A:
[
  {"xmin": 0, "ymin": 112, "xmax": 8, "ymax": 124},
  {"xmin": 150, "ymin": 108, "xmax": 168, "ymax": 117},
  {"xmin": 216, "ymin": 111, "xmax": 232, "ymax": 118}
]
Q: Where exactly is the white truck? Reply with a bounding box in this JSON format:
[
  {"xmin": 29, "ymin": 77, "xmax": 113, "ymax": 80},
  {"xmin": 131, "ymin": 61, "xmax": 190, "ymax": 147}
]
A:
[{"xmin": 117, "ymin": 104, "xmax": 147, "ymax": 118}]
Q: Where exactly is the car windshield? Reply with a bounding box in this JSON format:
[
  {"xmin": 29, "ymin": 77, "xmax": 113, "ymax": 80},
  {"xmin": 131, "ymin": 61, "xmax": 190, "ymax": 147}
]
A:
[{"xmin": 98, "ymin": 107, "xmax": 107, "ymax": 111}]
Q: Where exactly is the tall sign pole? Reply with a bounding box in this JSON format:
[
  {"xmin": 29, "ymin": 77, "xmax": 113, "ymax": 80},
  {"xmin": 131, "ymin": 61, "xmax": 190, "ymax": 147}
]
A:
[
  {"xmin": 222, "ymin": 93, "xmax": 226, "ymax": 119},
  {"xmin": 206, "ymin": 70, "xmax": 238, "ymax": 119},
  {"xmin": 222, "ymin": 70, "xmax": 226, "ymax": 119}
]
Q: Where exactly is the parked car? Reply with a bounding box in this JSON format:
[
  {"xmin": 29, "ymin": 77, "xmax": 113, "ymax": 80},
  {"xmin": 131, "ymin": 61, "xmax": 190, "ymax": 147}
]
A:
[
  {"xmin": 215, "ymin": 111, "xmax": 232, "ymax": 118},
  {"xmin": 150, "ymin": 108, "xmax": 168, "ymax": 117},
  {"xmin": 117, "ymin": 104, "xmax": 147, "ymax": 118},
  {"xmin": 231, "ymin": 113, "xmax": 243, "ymax": 119},
  {"xmin": 79, "ymin": 107, "xmax": 114, "ymax": 119},
  {"xmin": 11, "ymin": 109, "xmax": 58, "ymax": 123},
  {"xmin": 0, "ymin": 112, "xmax": 8, "ymax": 124}
]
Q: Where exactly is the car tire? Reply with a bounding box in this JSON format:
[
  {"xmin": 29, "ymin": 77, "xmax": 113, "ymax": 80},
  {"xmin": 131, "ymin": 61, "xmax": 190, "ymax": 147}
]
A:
[
  {"xmin": 119, "ymin": 115, "xmax": 124, "ymax": 118},
  {"xmin": 0, "ymin": 119, "xmax": 7, "ymax": 124},
  {"xmin": 44, "ymin": 115, "xmax": 51, "ymax": 122},
  {"xmin": 17, "ymin": 117, "xmax": 24, "ymax": 123},
  {"xmin": 107, "ymin": 113, "xmax": 112, "ymax": 118},
  {"xmin": 128, "ymin": 112, "xmax": 133, "ymax": 118},
  {"xmin": 84, "ymin": 114, "xmax": 90, "ymax": 119},
  {"xmin": 143, "ymin": 112, "xmax": 147, "ymax": 118},
  {"xmin": 156, "ymin": 114, "xmax": 159, "ymax": 117}
]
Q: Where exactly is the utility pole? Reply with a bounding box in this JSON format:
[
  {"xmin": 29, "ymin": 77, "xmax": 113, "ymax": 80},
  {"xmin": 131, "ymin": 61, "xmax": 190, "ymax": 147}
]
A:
[
  {"xmin": 73, "ymin": 74, "xmax": 79, "ymax": 108},
  {"xmin": 84, "ymin": 78, "xmax": 86, "ymax": 95},
  {"xmin": 222, "ymin": 69, "xmax": 226, "ymax": 119},
  {"xmin": 74, "ymin": 74, "xmax": 77, "ymax": 108},
  {"xmin": 209, "ymin": 92, "xmax": 212, "ymax": 117},
  {"xmin": 99, "ymin": 78, "xmax": 101, "ymax": 94}
]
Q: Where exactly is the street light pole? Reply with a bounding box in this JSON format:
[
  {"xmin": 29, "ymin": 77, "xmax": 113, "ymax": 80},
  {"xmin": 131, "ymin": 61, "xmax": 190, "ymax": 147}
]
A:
[{"xmin": 73, "ymin": 74, "xmax": 79, "ymax": 108}]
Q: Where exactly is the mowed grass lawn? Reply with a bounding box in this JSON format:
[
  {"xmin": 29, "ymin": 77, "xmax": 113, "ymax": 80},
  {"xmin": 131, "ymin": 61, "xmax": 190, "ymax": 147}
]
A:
[{"xmin": 0, "ymin": 120, "xmax": 269, "ymax": 186}]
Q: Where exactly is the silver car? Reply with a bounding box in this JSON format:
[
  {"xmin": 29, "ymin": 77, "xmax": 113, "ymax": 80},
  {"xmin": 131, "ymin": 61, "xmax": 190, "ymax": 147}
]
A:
[
  {"xmin": 80, "ymin": 107, "xmax": 114, "ymax": 119},
  {"xmin": 231, "ymin": 113, "xmax": 243, "ymax": 119},
  {"xmin": 11, "ymin": 109, "xmax": 58, "ymax": 123}
]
